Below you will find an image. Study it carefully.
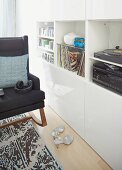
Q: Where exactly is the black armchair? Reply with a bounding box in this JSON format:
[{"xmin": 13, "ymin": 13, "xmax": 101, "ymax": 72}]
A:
[{"xmin": 0, "ymin": 36, "xmax": 47, "ymax": 128}]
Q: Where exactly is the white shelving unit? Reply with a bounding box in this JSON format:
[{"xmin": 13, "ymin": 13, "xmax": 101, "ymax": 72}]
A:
[
  {"xmin": 37, "ymin": 20, "xmax": 85, "ymax": 75},
  {"xmin": 85, "ymin": 20, "xmax": 122, "ymax": 170},
  {"xmin": 36, "ymin": 3, "xmax": 122, "ymax": 170},
  {"xmin": 37, "ymin": 20, "xmax": 122, "ymax": 83},
  {"xmin": 37, "ymin": 20, "xmax": 86, "ymax": 139},
  {"xmin": 37, "ymin": 21, "xmax": 55, "ymax": 64}
]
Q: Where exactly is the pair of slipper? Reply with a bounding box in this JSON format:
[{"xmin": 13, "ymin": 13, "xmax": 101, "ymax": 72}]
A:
[{"xmin": 51, "ymin": 125, "xmax": 73, "ymax": 147}]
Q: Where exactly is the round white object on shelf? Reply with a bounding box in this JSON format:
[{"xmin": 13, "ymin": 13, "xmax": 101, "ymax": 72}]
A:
[{"xmin": 64, "ymin": 32, "xmax": 80, "ymax": 45}]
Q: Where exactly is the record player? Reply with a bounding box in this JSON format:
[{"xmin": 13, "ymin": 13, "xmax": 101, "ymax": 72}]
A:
[{"xmin": 94, "ymin": 46, "xmax": 122, "ymax": 64}]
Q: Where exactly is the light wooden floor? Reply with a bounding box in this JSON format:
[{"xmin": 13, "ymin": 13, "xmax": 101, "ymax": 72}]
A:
[{"xmin": 34, "ymin": 106, "xmax": 112, "ymax": 170}]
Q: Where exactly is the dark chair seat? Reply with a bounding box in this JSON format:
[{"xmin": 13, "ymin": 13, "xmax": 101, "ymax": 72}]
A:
[{"xmin": 0, "ymin": 88, "xmax": 45, "ymax": 113}]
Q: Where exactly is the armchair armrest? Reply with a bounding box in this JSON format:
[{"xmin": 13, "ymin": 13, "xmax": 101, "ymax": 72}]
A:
[{"xmin": 28, "ymin": 73, "xmax": 40, "ymax": 90}]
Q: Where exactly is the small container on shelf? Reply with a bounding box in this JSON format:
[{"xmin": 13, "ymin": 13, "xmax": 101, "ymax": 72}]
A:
[
  {"xmin": 39, "ymin": 26, "xmax": 54, "ymax": 38},
  {"xmin": 40, "ymin": 39, "xmax": 49, "ymax": 47},
  {"xmin": 39, "ymin": 39, "xmax": 54, "ymax": 52},
  {"xmin": 47, "ymin": 26, "xmax": 54, "ymax": 37},
  {"xmin": 49, "ymin": 41, "xmax": 54, "ymax": 50}
]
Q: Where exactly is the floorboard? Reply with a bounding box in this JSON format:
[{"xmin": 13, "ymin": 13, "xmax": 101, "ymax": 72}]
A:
[{"xmin": 33, "ymin": 106, "xmax": 112, "ymax": 170}]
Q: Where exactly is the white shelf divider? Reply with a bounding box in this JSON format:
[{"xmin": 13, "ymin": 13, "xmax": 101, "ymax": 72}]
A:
[
  {"xmin": 38, "ymin": 35, "xmax": 54, "ymax": 40},
  {"xmin": 90, "ymin": 57, "xmax": 122, "ymax": 68},
  {"xmin": 38, "ymin": 46, "xmax": 54, "ymax": 53}
]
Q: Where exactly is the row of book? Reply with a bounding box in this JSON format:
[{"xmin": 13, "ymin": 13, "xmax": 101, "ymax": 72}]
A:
[
  {"xmin": 41, "ymin": 52, "xmax": 54, "ymax": 64},
  {"xmin": 39, "ymin": 39, "xmax": 54, "ymax": 50},
  {"xmin": 57, "ymin": 44, "xmax": 85, "ymax": 77},
  {"xmin": 39, "ymin": 27, "xmax": 54, "ymax": 38}
]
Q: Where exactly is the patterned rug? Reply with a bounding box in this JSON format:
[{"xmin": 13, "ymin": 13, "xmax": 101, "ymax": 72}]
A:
[{"xmin": 0, "ymin": 114, "xmax": 63, "ymax": 170}]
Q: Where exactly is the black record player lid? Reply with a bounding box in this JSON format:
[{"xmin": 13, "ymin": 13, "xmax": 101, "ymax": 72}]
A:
[
  {"xmin": 94, "ymin": 49, "xmax": 122, "ymax": 64},
  {"xmin": 103, "ymin": 49, "xmax": 122, "ymax": 56}
]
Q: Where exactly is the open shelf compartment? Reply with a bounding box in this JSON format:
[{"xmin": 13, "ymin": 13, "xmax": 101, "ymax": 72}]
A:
[
  {"xmin": 87, "ymin": 20, "xmax": 122, "ymax": 81},
  {"xmin": 55, "ymin": 20, "xmax": 85, "ymax": 77}
]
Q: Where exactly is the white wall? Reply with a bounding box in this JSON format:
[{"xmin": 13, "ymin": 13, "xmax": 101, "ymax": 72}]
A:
[
  {"xmin": 16, "ymin": 0, "xmax": 55, "ymax": 36},
  {"xmin": 16, "ymin": 0, "xmax": 55, "ymax": 76},
  {"xmin": 16, "ymin": 0, "xmax": 54, "ymax": 50},
  {"xmin": 16, "ymin": 0, "xmax": 85, "ymax": 59}
]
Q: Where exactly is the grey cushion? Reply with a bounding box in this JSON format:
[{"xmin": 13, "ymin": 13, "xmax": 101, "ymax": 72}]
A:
[{"xmin": 0, "ymin": 54, "xmax": 28, "ymax": 88}]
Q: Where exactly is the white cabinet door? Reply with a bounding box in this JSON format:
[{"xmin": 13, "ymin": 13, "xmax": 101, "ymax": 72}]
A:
[
  {"xmin": 87, "ymin": 0, "xmax": 122, "ymax": 20},
  {"xmin": 85, "ymin": 83, "xmax": 122, "ymax": 170},
  {"xmin": 41, "ymin": 61, "xmax": 85, "ymax": 138},
  {"xmin": 54, "ymin": 0, "xmax": 85, "ymax": 20}
]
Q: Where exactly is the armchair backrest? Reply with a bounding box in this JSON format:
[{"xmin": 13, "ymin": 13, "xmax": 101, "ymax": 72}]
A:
[
  {"xmin": 0, "ymin": 36, "xmax": 28, "ymax": 56},
  {"xmin": 0, "ymin": 35, "xmax": 29, "ymax": 71}
]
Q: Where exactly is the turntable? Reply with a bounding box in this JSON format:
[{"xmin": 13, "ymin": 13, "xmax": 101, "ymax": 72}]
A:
[{"xmin": 94, "ymin": 47, "xmax": 122, "ymax": 64}]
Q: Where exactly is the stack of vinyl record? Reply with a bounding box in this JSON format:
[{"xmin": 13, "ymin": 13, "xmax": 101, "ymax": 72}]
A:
[{"xmin": 57, "ymin": 44, "xmax": 85, "ymax": 77}]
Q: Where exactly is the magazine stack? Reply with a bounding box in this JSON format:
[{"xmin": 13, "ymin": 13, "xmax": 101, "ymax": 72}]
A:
[{"xmin": 57, "ymin": 44, "xmax": 85, "ymax": 77}]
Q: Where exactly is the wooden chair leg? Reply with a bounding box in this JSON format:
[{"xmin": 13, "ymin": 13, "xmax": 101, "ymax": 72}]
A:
[
  {"xmin": 0, "ymin": 108, "xmax": 47, "ymax": 128},
  {"xmin": 30, "ymin": 108, "xmax": 47, "ymax": 127},
  {"xmin": 39, "ymin": 108, "xmax": 47, "ymax": 126}
]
